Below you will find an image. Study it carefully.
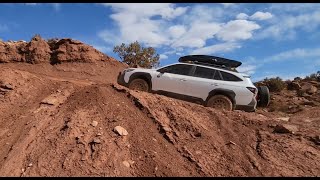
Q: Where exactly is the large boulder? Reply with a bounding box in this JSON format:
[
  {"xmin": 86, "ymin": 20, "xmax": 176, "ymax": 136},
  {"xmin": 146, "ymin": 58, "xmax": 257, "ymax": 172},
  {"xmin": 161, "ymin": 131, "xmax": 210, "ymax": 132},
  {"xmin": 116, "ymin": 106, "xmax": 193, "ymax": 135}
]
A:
[
  {"xmin": 274, "ymin": 124, "xmax": 299, "ymax": 134},
  {"xmin": 25, "ymin": 35, "xmax": 52, "ymax": 64},
  {"xmin": 287, "ymin": 81, "xmax": 301, "ymax": 91},
  {"xmin": 301, "ymin": 84, "xmax": 317, "ymax": 95}
]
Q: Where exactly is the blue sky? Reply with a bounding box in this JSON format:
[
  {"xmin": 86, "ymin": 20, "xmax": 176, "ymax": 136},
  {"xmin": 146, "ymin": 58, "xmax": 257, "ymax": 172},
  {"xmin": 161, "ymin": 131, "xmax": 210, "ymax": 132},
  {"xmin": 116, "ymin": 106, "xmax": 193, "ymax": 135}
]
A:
[{"xmin": 1, "ymin": 3, "xmax": 320, "ymax": 81}]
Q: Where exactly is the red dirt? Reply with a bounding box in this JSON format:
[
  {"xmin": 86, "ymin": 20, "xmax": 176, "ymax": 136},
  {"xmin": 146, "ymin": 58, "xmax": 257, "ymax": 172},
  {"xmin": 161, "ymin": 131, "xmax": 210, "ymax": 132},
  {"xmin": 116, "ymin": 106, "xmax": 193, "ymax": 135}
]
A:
[{"xmin": 0, "ymin": 37, "xmax": 319, "ymax": 177}]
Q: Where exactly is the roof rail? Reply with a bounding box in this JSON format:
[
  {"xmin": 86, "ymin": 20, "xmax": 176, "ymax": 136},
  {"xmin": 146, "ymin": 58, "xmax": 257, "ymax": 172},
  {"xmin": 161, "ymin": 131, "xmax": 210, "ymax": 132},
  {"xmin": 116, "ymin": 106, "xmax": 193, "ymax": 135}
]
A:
[{"xmin": 182, "ymin": 61, "xmax": 238, "ymax": 72}]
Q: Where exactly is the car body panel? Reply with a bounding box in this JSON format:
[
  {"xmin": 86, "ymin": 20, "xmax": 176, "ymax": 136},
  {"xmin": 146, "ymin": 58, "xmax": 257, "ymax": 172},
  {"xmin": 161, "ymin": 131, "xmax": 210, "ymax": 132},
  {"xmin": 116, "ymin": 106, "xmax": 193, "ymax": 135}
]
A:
[{"xmin": 117, "ymin": 62, "xmax": 257, "ymax": 112}]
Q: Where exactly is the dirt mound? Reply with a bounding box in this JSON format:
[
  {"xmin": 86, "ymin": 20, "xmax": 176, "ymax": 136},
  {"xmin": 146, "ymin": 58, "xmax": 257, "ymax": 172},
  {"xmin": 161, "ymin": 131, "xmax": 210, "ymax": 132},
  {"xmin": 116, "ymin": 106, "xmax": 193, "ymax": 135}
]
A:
[
  {"xmin": 0, "ymin": 62, "xmax": 318, "ymax": 176},
  {"xmin": 0, "ymin": 35, "xmax": 122, "ymax": 65}
]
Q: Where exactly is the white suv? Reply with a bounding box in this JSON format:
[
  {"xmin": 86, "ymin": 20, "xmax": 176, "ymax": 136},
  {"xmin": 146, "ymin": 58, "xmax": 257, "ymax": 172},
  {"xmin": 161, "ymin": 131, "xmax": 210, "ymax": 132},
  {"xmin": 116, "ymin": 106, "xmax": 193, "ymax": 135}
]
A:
[{"xmin": 117, "ymin": 55, "xmax": 267, "ymax": 112}]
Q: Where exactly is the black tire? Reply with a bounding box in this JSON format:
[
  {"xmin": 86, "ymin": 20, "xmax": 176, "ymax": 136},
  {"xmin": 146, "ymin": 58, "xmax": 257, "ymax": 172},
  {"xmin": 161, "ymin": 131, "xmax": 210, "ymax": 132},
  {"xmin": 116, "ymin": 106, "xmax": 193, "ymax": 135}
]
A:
[
  {"xmin": 257, "ymin": 86, "xmax": 270, "ymax": 107},
  {"xmin": 206, "ymin": 95, "xmax": 233, "ymax": 111},
  {"xmin": 128, "ymin": 78, "xmax": 149, "ymax": 92}
]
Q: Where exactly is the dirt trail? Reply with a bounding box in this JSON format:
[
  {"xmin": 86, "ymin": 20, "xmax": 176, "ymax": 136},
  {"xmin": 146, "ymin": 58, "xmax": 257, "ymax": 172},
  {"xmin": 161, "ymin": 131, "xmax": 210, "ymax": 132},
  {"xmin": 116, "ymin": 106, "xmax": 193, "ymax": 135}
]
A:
[{"xmin": 0, "ymin": 37, "xmax": 319, "ymax": 177}]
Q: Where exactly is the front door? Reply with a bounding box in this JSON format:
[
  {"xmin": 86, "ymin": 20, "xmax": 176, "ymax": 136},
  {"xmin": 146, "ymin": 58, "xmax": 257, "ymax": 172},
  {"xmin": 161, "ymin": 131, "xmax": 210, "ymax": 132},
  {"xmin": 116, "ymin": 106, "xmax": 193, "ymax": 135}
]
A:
[{"xmin": 152, "ymin": 64, "xmax": 193, "ymax": 95}]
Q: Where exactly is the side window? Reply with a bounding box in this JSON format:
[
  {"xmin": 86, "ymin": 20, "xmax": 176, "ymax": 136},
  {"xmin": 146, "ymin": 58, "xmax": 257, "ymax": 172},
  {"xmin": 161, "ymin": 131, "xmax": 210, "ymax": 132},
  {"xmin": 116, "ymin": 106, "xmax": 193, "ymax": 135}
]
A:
[
  {"xmin": 164, "ymin": 64, "xmax": 193, "ymax": 76},
  {"xmin": 220, "ymin": 71, "xmax": 243, "ymax": 81},
  {"xmin": 193, "ymin": 66, "xmax": 215, "ymax": 79}
]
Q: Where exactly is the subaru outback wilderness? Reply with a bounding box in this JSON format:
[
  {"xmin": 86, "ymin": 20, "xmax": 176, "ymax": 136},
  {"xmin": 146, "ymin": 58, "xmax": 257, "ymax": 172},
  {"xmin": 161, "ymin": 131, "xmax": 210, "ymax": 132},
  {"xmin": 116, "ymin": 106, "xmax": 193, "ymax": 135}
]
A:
[{"xmin": 117, "ymin": 55, "xmax": 270, "ymax": 112}]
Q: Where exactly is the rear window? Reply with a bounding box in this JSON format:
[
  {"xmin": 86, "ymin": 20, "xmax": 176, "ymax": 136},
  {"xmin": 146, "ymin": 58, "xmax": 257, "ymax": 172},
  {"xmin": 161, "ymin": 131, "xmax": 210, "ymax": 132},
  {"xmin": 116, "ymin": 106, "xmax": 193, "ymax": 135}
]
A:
[{"xmin": 220, "ymin": 71, "xmax": 243, "ymax": 82}]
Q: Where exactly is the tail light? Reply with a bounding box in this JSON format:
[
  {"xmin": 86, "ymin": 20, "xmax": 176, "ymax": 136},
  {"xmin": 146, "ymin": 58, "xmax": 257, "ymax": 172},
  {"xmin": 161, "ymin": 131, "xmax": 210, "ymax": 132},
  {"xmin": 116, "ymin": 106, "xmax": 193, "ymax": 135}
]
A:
[{"xmin": 246, "ymin": 87, "xmax": 257, "ymax": 95}]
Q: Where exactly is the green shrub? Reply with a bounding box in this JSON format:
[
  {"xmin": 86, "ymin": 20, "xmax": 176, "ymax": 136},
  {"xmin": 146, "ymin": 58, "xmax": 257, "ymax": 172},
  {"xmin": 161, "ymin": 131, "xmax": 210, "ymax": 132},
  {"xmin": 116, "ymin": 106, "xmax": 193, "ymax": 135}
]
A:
[{"xmin": 263, "ymin": 77, "xmax": 286, "ymax": 92}]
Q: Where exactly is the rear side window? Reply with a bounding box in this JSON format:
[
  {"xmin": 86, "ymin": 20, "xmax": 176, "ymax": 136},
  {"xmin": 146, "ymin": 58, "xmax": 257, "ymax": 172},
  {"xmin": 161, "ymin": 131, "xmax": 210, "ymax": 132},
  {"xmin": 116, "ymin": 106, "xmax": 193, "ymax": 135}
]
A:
[
  {"xmin": 165, "ymin": 64, "xmax": 193, "ymax": 76},
  {"xmin": 220, "ymin": 71, "xmax": 243, "ymax": 81},
  {"xmin": 193, "ymin": 66, "xmax": 215, "ymax": 79}
]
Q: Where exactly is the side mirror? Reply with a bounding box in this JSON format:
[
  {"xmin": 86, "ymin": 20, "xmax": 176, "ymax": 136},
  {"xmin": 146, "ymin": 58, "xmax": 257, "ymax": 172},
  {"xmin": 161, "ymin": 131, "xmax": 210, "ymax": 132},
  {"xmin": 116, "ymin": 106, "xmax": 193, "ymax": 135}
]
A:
[{"xmin": 157, "ymin": 68, "xmax": 167, "ymax": 74}]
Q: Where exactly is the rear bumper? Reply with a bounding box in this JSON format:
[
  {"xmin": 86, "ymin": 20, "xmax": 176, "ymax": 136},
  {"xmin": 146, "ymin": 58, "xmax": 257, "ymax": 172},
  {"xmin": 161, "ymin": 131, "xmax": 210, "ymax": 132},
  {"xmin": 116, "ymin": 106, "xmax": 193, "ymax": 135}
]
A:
[
  {"xmin": 235, "ymin": 97, "xmax": 257, "ymax": 112},
  {"xmin": 117, "ymin": 72, "xmax": 128, "ymax": 87}
]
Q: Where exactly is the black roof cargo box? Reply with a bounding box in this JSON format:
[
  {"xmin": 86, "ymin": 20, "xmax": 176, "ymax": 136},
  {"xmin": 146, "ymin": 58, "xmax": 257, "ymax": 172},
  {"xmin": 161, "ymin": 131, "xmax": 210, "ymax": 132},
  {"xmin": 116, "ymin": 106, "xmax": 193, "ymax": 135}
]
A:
[{"xmin": 178, "ymin": 55, "xmax": 242, "ymax": 68}]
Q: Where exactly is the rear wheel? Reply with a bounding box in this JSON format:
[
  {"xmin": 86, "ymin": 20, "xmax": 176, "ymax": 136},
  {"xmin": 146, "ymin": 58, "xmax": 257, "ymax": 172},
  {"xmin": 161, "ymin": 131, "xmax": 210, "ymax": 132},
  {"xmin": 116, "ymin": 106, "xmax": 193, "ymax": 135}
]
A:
[
  {"xmin": 257, "ymin": 86, "xmax": 270, "ymax": 107},
  {"xmin": 128, "ymin": 78, "xmax": 149, "ymax": 92},
  {"xmin": 207, "ymin": 95, "xmax": 233, "ymax": 111}
]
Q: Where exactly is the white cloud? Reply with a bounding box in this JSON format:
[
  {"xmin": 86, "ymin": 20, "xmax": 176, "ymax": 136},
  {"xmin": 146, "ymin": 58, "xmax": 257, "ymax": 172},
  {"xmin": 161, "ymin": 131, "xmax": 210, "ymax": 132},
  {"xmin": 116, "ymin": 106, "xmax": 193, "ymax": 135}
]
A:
[
  {"xmin": 217, "ymin": 20, "xmax": 260, "ymax": 42},
  {"xmin": 256, "ymin": 6, "xmax": 320, "ymax": 40},
  {"xmin": 182, "ymin": 5, "xmax": 225, "ymax": 23},
  {"xmin": 237, "ymin": 64, "xmax": 257, "ymax": 75},
  {"xmin": 160, "ymin": 54, "xmax": 168, "ymax": 60},
  {"xmin": 264, "ymin": 47, "xmax": 320, "ymax": 63},
  {"xmin": 99, "ymin": 3, "xmax": 188, "ymax": 47},
  {"xmin": 51, "ymin": 3, "xmax": 61, "ymax": 11},
  {"xmin": 249, "ymin": 11, "xmax": 273, "ymax": 21},
  {"xmin": 171, "ymin": 22, "xmax": 221, "ymax": 48},
  {"xmin": 23, "ymin": 3, "xmax": 61, "ymax": 11},
  {"xmin": 98, "ymin": 3, "xmax": 265, "ymax": 57},
  {"xmin": 236, "ymin": 13, "xmax": 249, "ymax": 20},
  {"xmin": 220, "ymin": 3, "xmax": 235, "ymax": 8},
  {"xmin": 168, "ymin": 25, "xmax": 186, "ymax": 39},
  {"xmin": 163, "ymin": 50, "xmax": 177, "ymax": 55},
  {"xmin": 99, "ymin": 3, "xmax": 230, "ymax": 50},
  {"xmin": 102, "ymin": 3, "xmax": 188, "ymax": 20},
  {"xmin": 191, "ymin": 42, "xmax": 241, "ymax": 55}
]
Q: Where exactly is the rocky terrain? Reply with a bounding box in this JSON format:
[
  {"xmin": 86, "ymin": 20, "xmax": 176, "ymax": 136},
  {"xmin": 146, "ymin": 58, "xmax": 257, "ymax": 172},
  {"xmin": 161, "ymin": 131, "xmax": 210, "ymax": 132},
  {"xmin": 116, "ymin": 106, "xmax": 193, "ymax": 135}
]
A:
[{"xmin": 0, "ymin": 36, "xmax": 319, "ymax": 177}]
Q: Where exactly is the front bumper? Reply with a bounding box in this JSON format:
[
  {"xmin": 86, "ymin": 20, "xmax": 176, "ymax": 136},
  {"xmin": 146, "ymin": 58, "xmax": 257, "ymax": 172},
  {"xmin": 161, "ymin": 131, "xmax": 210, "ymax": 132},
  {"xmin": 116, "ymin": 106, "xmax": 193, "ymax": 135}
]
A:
[{"xmin": 117, "ymin": 72, "xmax": 128, "ymax": 87}]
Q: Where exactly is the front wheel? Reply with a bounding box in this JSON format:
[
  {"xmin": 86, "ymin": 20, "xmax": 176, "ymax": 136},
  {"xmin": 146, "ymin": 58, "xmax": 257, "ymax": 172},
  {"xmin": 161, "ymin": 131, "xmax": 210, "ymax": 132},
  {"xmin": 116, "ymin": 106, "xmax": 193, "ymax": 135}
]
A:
[
  {"xmin": 206, "ymin": 95, "xmax": 233, "ymax": 111},
  {"xmin": 128, "ymin": 78, "xmax": 149, "ymax": 92}
]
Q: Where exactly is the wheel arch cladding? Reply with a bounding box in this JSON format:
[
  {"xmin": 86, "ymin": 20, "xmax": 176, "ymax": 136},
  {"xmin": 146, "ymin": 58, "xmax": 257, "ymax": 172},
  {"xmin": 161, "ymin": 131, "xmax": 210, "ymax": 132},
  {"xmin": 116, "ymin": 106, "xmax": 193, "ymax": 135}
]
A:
[
  {"xmin": 206, "ymin": 88, "xmax": 236, "ymax": 105},
  {"xmin": 129, "ymin": 72, "xmax": 152, "ymax": 89}
]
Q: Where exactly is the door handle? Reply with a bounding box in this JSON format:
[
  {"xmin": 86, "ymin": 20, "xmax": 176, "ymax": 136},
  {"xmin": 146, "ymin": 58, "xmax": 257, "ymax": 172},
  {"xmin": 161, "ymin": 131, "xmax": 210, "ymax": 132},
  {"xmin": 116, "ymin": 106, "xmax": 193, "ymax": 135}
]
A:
[
  {"xmin": 211, "ymin": 83, "xmax": 218, "ymax": 86},
  {"xmin": 180, "ymin": 79, "xmax": 187, "ymax": 81}
]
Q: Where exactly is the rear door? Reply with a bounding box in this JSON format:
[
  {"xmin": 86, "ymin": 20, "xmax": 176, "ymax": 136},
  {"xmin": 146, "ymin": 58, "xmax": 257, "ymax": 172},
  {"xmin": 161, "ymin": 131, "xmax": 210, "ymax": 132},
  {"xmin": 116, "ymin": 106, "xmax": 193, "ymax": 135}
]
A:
[
  {"xmin": 152, "ymin": 64, "xmax": 193, "ymax": 94},
  {"xmin": 182, "ymin": 66, "xmax": 220, "ymax": 101}
]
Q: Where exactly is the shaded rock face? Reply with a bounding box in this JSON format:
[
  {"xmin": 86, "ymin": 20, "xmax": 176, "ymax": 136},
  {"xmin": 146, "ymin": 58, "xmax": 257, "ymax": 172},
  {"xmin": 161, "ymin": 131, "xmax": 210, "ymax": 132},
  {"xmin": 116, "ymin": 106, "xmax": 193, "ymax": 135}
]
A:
[
  {"xmin": 301, "ymin": 84, "xmax": 317, "ymax": 95},
  {"xmin": 25, "ymin": 35, "xmax": 52, "ymax": 64}
]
